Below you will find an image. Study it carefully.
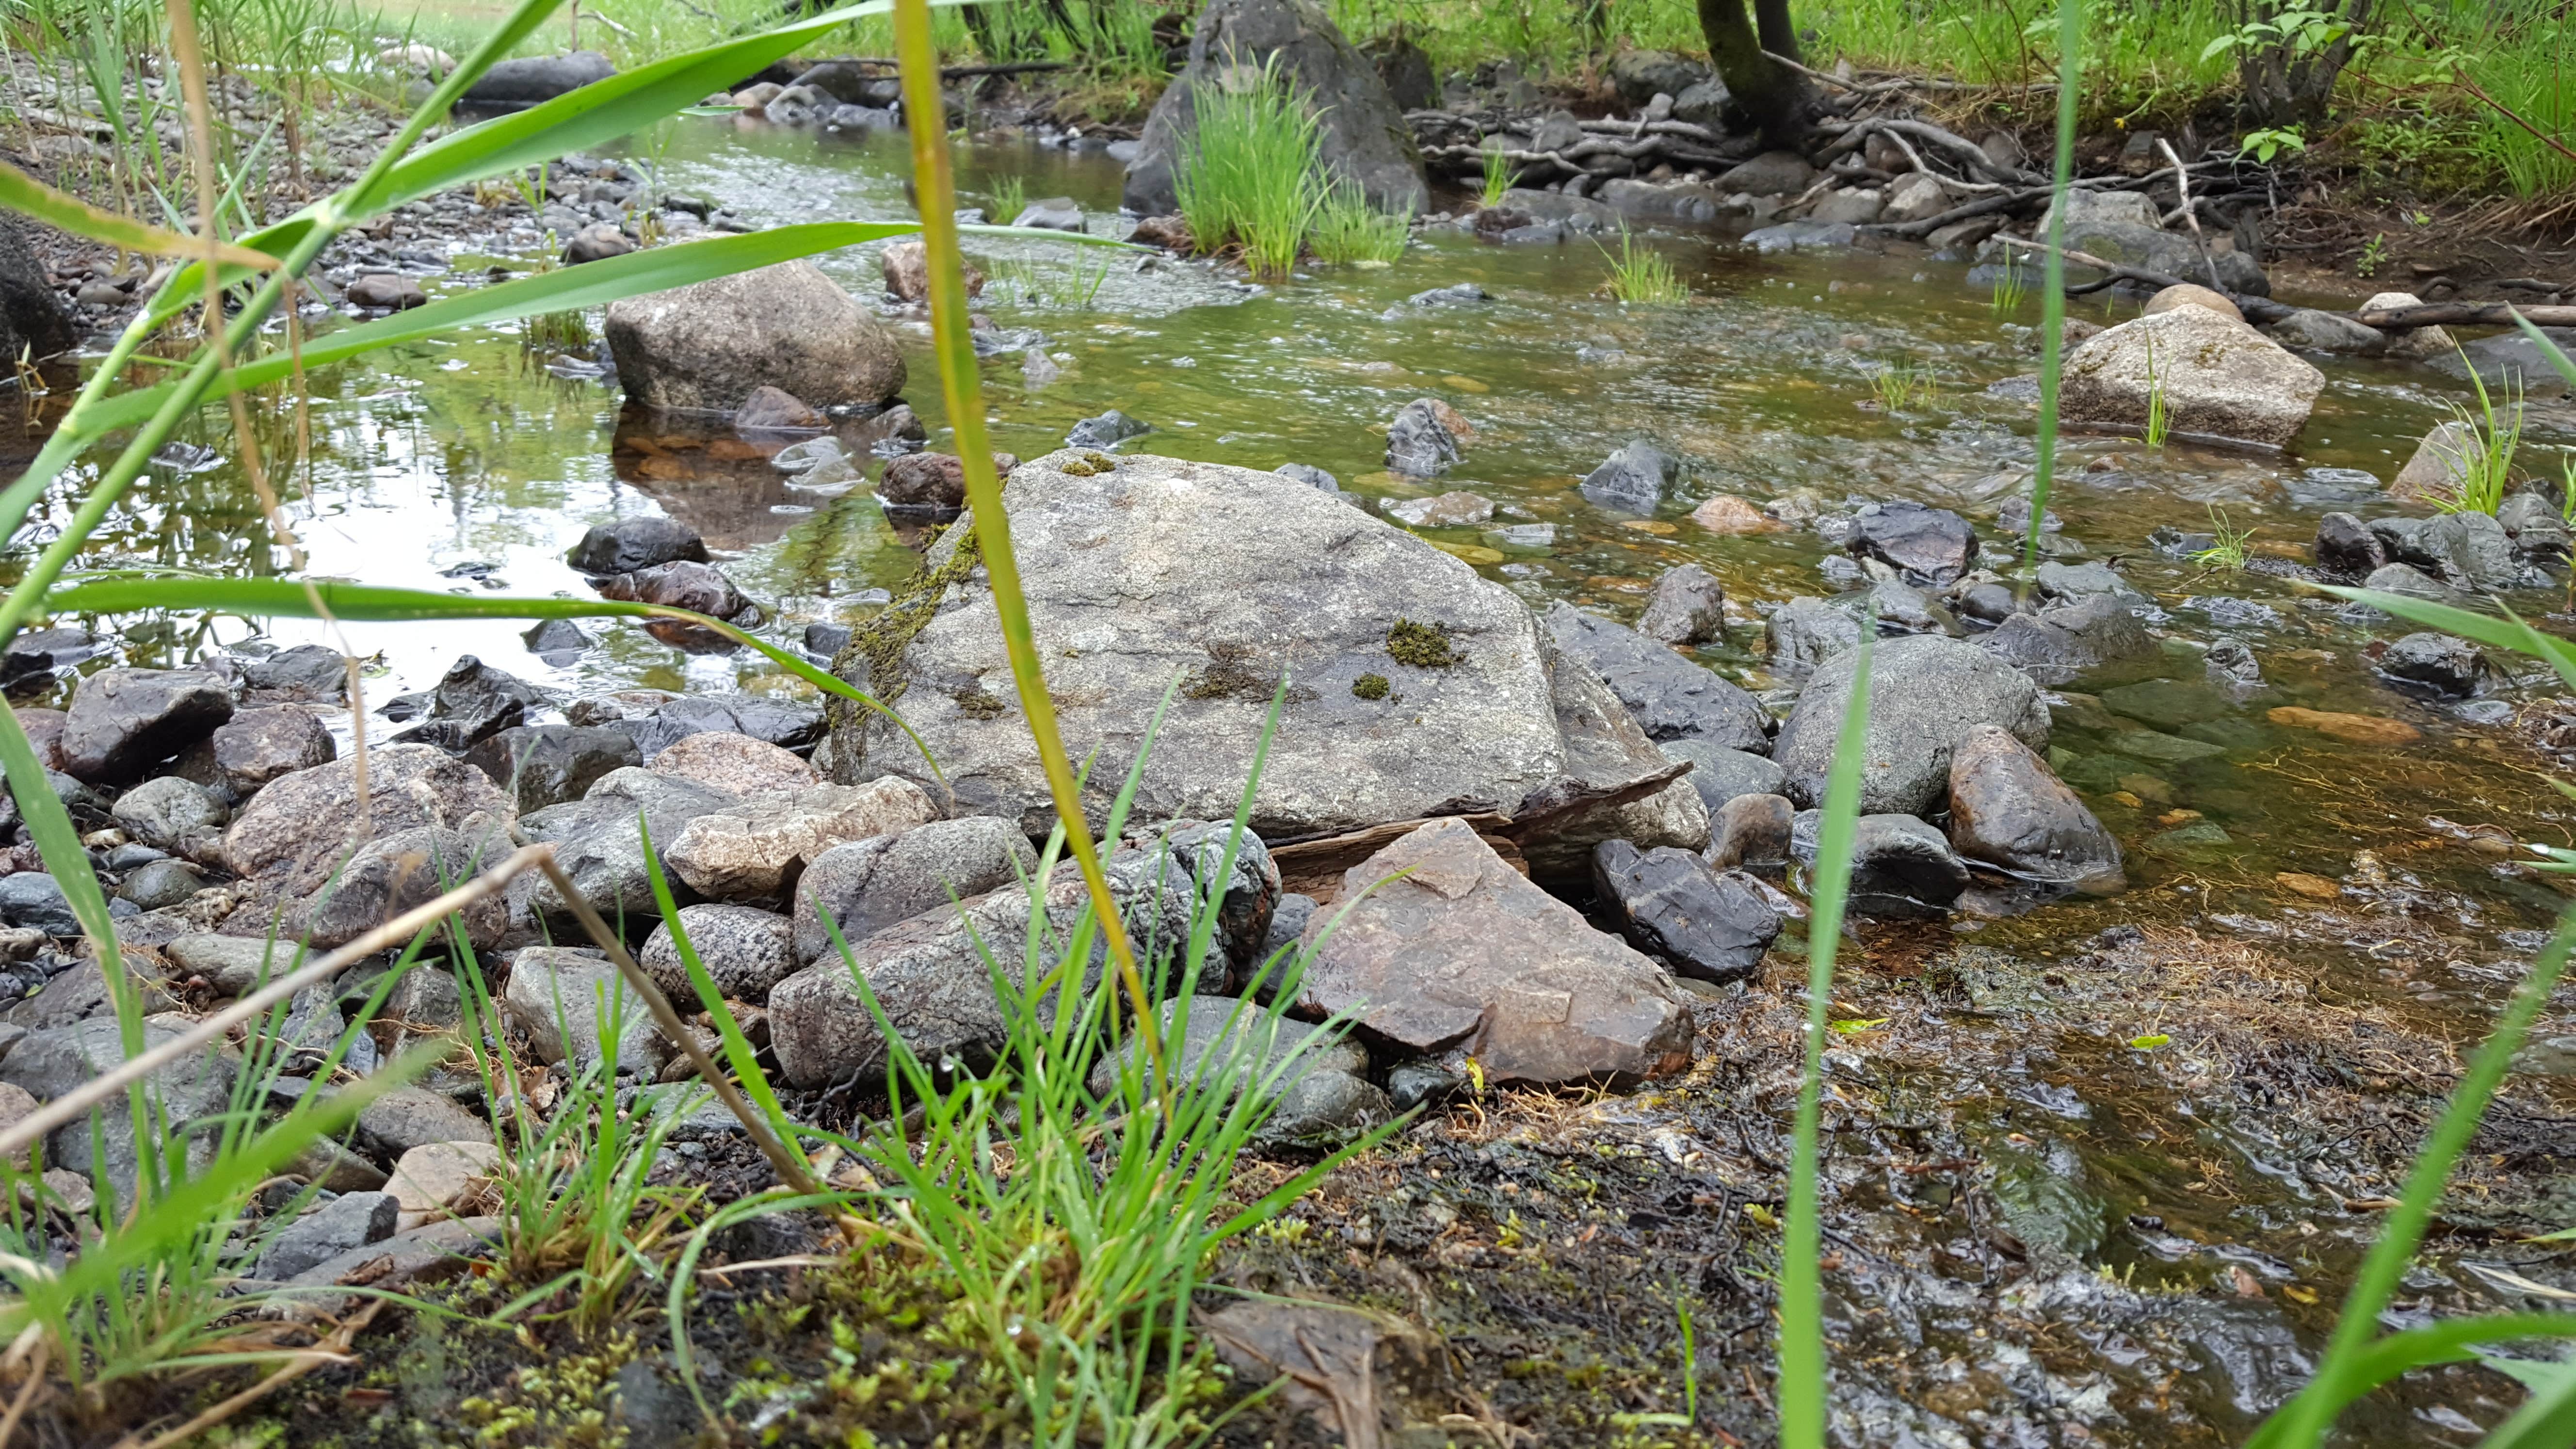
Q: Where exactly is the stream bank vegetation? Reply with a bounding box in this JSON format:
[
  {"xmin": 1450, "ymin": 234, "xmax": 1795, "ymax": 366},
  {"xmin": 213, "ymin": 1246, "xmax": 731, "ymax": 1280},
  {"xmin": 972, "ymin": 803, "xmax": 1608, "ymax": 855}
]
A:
[{"xmin": 2, "ymin": 0, "xmax": 2576, "ymax": 1443}]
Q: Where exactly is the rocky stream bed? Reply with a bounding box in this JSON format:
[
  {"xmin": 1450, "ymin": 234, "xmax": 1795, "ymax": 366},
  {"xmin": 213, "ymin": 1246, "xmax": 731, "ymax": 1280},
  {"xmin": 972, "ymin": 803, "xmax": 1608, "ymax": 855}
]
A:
[{"xmin": 1, "ymin": 6, "xmax": 2576, "ymax": 1444}]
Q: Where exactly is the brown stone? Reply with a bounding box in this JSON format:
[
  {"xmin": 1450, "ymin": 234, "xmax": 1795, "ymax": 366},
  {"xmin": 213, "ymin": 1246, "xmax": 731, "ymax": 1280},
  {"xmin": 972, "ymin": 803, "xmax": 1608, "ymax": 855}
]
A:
[
  {"xmin": 880, "ymin": 240, "xmax": 983, "ymax": 304},
  {"xmin": 1691, "ymin": 495, "xmax": 1784, "ymax": 534},
  {"xmin": 2266, "ymin": 706, "xmax": 2421, "ymax": 747},
  {"xmin": 649, "ymin": 730, "xmax": 816, "ymax": 795},
  {"xmin": 734, "ymin": 385, "xmax": 824, "ymax": 431},
  {"xmin": 1946, "ymin": 724, "xmax": 2122, "ymax": 888},
  {"xmin": 879, "ymin": 451, "xmax": 1019, "ymax": 510},
  {"xmin": 209, "ymin": 707, "xmax": 336, "ymax": 794},
  {"xmin": 2142, "ymin": 283, "xmax": 2242, "ymax": 322},
  {"xmin": 2275, "ymin": 871, "xmax": 2341, "ymax": 899},
  {"xmin": 1294, "ymin": 817, "xmax": 1691, "ymax": 1085}
]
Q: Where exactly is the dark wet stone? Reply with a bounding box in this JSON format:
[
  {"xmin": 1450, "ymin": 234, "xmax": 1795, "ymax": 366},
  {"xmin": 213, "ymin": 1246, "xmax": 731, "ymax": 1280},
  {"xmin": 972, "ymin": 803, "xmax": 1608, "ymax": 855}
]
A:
[
  {"xmin": 1385, "ymin": 398, "xmax": 1468, "ymax": 476},
  {"xmin": 294, "ymin": 826, "xmax": 510, "ymax": 950},
  {"xmin": 1579, "ymin": 439, "xmax": 1676, "ymax": 514},
  {"xmin": 1792, "ymin": 811, "xmax": 1971, "ymax": 918},
  {"xmin": 61, "ymin": 669, "xmax": 235, "ymax": 785},
  {"xmin": 2313, "ymin": 512, "xmax": 2386, "ymax": 579},
  {"xmin": 0, "ymin": 873, "xmax": 79, "ymax": 935},
  {"xmin": 2377, "ymin": 632, "xmax": 2487, "ymax": 698},
  {"xmin": 110, "ymin": 776, "xmax": 225, "ymax": 856},
  {"xmin": 1591, "ymin": 839, "xmax": 1778, "ymax": 983},
  {"xmin": 1544, "ymin": 603, "xmax": 1770, "ymax": 750},
  {"xmin": 2498, "ymin": 492, "xmax": 2570, "ymax": 560},
  {"xmin": 791, "ymin": 817, "xmax": 1041, "ymax": 968},
  {"xmin": 387, "ymin": 656, "xmax": 546, "ymax": 751},
  {"xmin": 880, "ymin": 451, "xmax": 1018, "ymax": 511},
  {"xmin": 2373, "ymin": 512, "xmax": 2516, "ymax": 589},
  {"xmin": 1849, "ymin": 501, "xmax": 1975, "ymax": 587},
  {"xmin": 238, "ymin": 644, "xmax": 347, "ymax": 700},
  {"xmin": 464, "ymin": 724, "xmax": 644, "ymax": 811},
  {"xmin": 1767, "ymin": 596, "xmax": 1862, "ymax": 675},
  {"xmin": 118, "ymin": 858, "xmax": 204, "ymax": 911},
  {"xmin": 1065, "ymin": 409, "xmax": 1151, "ymax": 449},
  {"xmin": 1635, "ymin": 563, "xmax": 1723, "ymax": 645},
  {"xmin": 566, "ymin": 516, "xmax": 709, "ymax": 575},
  {"xmin": 2358, "ymin": 562, "xmax": 2459, "ymax": 602},
  {"xmin": 0, "ymin": 627, "xmax": 98, "ymax": 686},
  {"xmin": 522, "ymin": 618, "xmax": 593, "ymax": 657},
  {"xmin": 804, "ymin": 621, "xmax": 853, "ymax": 657},
  {"xmin": 594, "ymin": 560, "xmax": 758, "ymax": 623},
  {"xmin": 208, "ymin": 707, "xmax": 336, "ymax": 794},
  {"xmin": 1947, "ymin": 724, "xmax": 2122, "ymax": 888},
  {"xmin": 1407, "ymin": 283, "xmax": 1487, "ymax": 307},
  {"xmin": 2189, "ymin": 596, "xmax": 2284, "ymax": 630},
  {"xmin": 345, "ymin": 273, "xmax": 426, "ymax": 310},
  {"xmin": 1657, "ymin": 739, "xmax": 1784, "ymax": 814},
  {"xmin": 626, "ymin": 693, "xmax": 824, "ymax": 759},
  {"xmin": 1868, "ymin": 578, "xmax": 1945, "ymax": 635},
  {"xmin": 460, "ymin": 49, "xmax": 613, "ymax": 107},
  {"xmin": 1708, "ymin": 792, "xmax": 1793, "ymax": 869},
  {"xmin": 1983, "ymin": 595, "xmax": 2155, "ymax": 687},
  {"xmin": 1953, "ymin": 581, "xmax": 2028, "ymax": 628}
]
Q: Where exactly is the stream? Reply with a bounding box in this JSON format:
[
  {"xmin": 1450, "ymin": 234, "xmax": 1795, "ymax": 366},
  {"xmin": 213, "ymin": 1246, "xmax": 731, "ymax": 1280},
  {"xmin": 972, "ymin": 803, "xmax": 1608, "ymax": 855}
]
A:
[{"xmin": 22, "ymin": 114, "xmax": 2576, "ymax": 1445}]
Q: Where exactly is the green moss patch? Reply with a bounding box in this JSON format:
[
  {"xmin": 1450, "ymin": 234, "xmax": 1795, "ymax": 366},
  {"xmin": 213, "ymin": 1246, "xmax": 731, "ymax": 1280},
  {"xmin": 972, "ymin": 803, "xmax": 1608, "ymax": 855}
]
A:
[
  {"xmin": 825, "ymin": 530, "xmax": 987, "ymax": 767},
  {"xmin": 1352, "ymin": 672, "xmax": 1390, "ymax": 701},
  {"xmin": 1386, "ymin": 618, "xmax": 1461, "ymax": 669}
]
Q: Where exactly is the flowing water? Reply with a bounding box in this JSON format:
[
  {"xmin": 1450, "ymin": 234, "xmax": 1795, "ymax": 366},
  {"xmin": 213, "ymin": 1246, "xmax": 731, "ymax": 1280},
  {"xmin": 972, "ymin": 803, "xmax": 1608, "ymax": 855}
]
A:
[{"xmin": 22, "ymin": 117, "xmax": 2576, "ymax": 1442}]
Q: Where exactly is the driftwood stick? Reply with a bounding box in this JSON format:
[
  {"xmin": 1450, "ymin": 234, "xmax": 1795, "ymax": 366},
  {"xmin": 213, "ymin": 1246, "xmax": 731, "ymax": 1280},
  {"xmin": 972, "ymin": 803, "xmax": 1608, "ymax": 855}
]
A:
[
  {"xmin": 2350, "ymin": 302, "xmax": 2576, "ymax": 329},
  {"xmin": 2156, "ymin": 136, "xmax": 2224, "ymax": 292},
  {"xmin": 1988, "ymin": 236, "xmax": 2295, "ymax": 322}
]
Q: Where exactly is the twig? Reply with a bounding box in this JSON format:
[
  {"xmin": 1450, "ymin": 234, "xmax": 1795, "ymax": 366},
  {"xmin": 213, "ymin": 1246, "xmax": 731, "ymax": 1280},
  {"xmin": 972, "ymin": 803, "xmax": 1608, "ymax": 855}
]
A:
[
  {"xmin": 0, "ymin": 844, "xmax": 553, "ymax": 1166},
  {"xmin": 2157, "ymin": 136, "xmax": 2224, "ymax": 292},
  {"xmin": 535, "ymin": 857, "xmax": 825, "ymax": 1199},
  {"xmin": 2350, "ymin": 301, "xmax": 2576, "ymax": 329},
  {"xmin": 1989, "ymin": 235, "xmax": 2294, "ymax": 322}
]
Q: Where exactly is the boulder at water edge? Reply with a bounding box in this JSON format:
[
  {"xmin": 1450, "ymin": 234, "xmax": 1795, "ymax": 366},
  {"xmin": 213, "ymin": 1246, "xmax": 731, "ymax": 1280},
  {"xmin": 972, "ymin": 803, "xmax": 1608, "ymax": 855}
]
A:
[
  {"xmin": 2059, "ymin": 306, "xmax": 2324, "ymax": 448},
  {"xmin": 2025, "ymin": 189, "xmax": 2268, "ymax": 296},
  {"xmin": 1294, "ymin": 818, "xmax": 1692, "ymax": 1085},
  {"xmin": 1771, "ymin": 634, "xmax": 2048, "ymax": 815},
  {"xmin": 458, "ymin": 50, "xmax": 613, "ymax": 108},
  {"xmin": 1945, "ymin": 724, "xmax": 2122, "ymax": 888},
  {"xmin": 605, "ymin": 259, "xmax": 904, "ymax": 413},
  {"xmin": 824, "ymin": 451, "xmax": 1707, "ymax": 865},
  {"xmin": 1122, "ymin": 0, "xmax": 1427, "ymax": 218}
]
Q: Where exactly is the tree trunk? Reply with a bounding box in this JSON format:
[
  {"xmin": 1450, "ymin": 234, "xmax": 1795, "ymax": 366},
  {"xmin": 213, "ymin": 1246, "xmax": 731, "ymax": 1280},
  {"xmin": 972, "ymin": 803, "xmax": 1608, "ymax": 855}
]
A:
[{"xmin": 1697, "ymin": 0, "xmax": 1812, "ymax": 150}]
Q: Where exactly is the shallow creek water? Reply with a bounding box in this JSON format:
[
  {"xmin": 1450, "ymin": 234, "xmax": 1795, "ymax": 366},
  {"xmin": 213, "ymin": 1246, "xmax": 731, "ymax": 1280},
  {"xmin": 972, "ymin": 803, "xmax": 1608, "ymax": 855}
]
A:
[{"xmin": 25, "ymin": 117, "xmax": 2576, "ymax": 1444}]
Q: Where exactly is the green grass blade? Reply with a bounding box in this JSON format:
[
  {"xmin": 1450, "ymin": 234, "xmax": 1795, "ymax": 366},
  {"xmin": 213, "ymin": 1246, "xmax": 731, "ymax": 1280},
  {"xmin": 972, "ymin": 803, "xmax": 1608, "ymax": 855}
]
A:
[
  {"xmin": 636, "ymin": 821, "xmax": 803, "ymax": 1157},
  {"xmin": 891, "ymin": 0, "xmax": 1166, "ymax": 1086},
  {"xmin": 2479, "ymin": 1355, "xmax": 2576, "ymax": 1449},
  {"xmin": 2510, "ymin": 308, "xmax": 2576, "ymax": 392},
  {"xmin": 1779, "ymin": 628, "xmax": 1874, "ymax": 1449},
  {"xmin": 2316, "ymin": 588, "xmax": 2576, "ymax": 693},
  {"xmin": 0, "ymin": 161, "xmax": 277, "ymax": 269},
  {"xmin": 2023, "ymin": 0, "xmax": 2083, "ymax": 570},
  {"xmin": 2259, "ymin": 909, "xmax": 2576, "ymax": 1448}
]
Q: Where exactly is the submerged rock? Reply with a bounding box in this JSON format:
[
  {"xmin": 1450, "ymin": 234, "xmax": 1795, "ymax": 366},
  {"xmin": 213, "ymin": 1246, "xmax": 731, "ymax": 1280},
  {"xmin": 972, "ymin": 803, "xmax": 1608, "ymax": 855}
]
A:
[
  {"xmin": 1578, "ymin": 439, "xmax": 1676, "ymax": 514},
  {"xmin": 1982, "ymin": 594, "xmax": 2156, "ymax": 687},
  {"xmin": 1295, "ymin": 818, "xmax": 1692, "ymax": 1084},
  {"xmin": 2312, "ymin": 512, "xmax": 2386, "ymax": 579},
  {"xmin": 2377, "ymin": 632, "xmax": 2487, "ymax": 698},
  {"xmin": 1065, "ymin": 409, "xmax": 1151, "ymax": 450},
  {"xmin": 1385, "ymin": 398, "xmax": 1472, "ymax": 475},
  {"xmin": 1793, "ymin": 812, "xmax": 1972, "ymax": 918},
  {"xmin": 605, "ymin": 259, "xmax": 904, "ymax": 412},
  {"xmin": 1773, "ymin": 634, "xmax": 2048, "ymax": 815}
]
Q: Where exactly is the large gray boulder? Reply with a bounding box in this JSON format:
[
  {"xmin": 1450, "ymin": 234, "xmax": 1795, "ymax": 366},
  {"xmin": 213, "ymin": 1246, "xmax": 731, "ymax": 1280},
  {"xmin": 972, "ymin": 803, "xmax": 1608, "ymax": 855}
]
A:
[
  {"xmin": 1294, "ymin": 818, "xmax": 1691, "ymax": 1085},
  {"xmin": 2059, "ymin": 306, "xmax": 2324, "ymax": 448},
  {"xmin": 1771, "ymin": 634, "xmax": 2048, "ymax": 815},
  {"xmin": 1122, "ymin": 0, "xmax": 1426, "ymax": 218},
  {"xmin": 826, "ymin": 451, "xmax": 1705, "ymax": 862},
  {"xmin": 767, "ymin": 848, "xmax": 1200, "ymax": 1087},
  {"xmin": 605, "ymin": 259, "xmax": 904, "ymax": 413}
]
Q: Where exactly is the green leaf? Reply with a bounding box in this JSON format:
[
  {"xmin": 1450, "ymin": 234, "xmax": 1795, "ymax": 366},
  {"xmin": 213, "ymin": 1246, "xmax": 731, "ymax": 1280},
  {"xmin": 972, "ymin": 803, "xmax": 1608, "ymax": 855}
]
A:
[
  {"xmin": 2201, "ymin": 34, "xmax": 2238, "ymax": 60},
  {"xmin": 0, "ymin": 162, "xmax": 279, "ymax": 270},
  {"xmin": 1828, "ymin": 1017, "xmax": 1889, "ymax": 1034},
  {"xmin": 39, "ymin": 577, "xmax": 945, "ymax": 790},
  {"xmin": 2512, "ymin": 309, "xmax": 2576, "ymax": 393},
  {"xmin": 2129, "ymin": 1032, "xmax": 2172, "ymax": 1049},
  {"xmin": 79, "ymin": 221, "xmax": 1130, "ymax": 443}
]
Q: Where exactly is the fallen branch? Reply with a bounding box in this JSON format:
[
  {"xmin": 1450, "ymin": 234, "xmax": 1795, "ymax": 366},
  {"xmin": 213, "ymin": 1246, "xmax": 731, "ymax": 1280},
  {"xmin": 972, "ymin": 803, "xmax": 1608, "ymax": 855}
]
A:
[
  {"xmin": 2157, "ymin": 136, "xmax": 2225, "ymax": 293},
  {"xmin": 2350, "ymin": 302, "xmax": 2576, "ymax": 329},
  {"xmin": 1989, "ymin": 235, "xmax": 2294, "ymax": 322}
]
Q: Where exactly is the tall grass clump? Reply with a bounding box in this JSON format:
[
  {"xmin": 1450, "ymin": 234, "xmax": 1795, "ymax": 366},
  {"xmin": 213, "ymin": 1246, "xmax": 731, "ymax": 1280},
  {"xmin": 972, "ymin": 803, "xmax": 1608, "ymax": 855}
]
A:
[
  {"xmin": 1478, "ymin": 145, "xmax": 1513, "ymax": 209},
  {"xmin": 1307, "ymin": 178, "xmax": 1408, "ymax": 264},
  {"xmin": 1600, "ymin": 227, "xmax": 1687, "ymax": 304},
  {"xmin": 2425, "ymin": 360, "xmax": 2524, "ymax": 515},
  {"xmin": 1174, "ymin": 58, "xmax": 1320, "ymax": 280}
]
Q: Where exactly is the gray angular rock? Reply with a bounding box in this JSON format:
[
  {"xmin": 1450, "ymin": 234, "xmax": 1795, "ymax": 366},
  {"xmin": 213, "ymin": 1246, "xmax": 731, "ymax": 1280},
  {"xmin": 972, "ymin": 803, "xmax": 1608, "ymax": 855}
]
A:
[
  {"xmin": 386, "ymin": 656, "xmax": 547, "ymax": 751},
  {"xmin": 1636, "ymin": 564, "xmax": 1724, "ymax": 645},
  {"xmin": 827, "ymin": 452, "xmax": 1700, "ymax": 860},
  {"xmin": 1124, "ymin": 0, "xmax": 1426, "ymax": 217},
  {"xmin": 225, "ymin": 745, "xmax": 515, "ymax": 900},
  {"xmin": 1850, "ymin": 501, "xmax": 1975, "ymax": 586},
  {"xmin": 1773, "ymin": 634, "xmax": 2049, "ymax": 814},
  {"xmin": 1294, "ymin": 818, "xmax": 1690, "ymax": 1084},
  {"xmin": 2018, "ymin": 191, "xmax": 2268, "ymax": 295},
  {"xmin": 207, "ymin": 708, "xmax": 335, "ymax": 795},
  {"xmin": 0, "ymin": 1016, "xmax": 233, "ymax": 1193},
  {"xmin": 1946, "ymin": 724, "xmax": 2122, "ymax": 888},
  {"xmin": 640, "ymin": 904, "xmax": 798, "ymax": 1003},
  {"xmin": 0, "ymin": 873, "xmax": 79, "ymax": 936},
  {"xmin": 2360, "ymin": 561, "xmax": 2462, "ymax": 601},
  {"xmin": 1065, "ymin": 409, "xmax": 1152, "ymax": 449},
  {"xmin": 241, "ymin": 645, "xmax": 348, "ymax": 700},
  {"xmin": 626, "ymin": 693, "xmax": 824, "ymax": 759},
  {"xmin": 1578, "ymin": 439, "xmax": 1675, "ymax": 514},
  {"xmin": 663, "ymin": 778, "xmax": 939, "ymax": 902},
  {"xmin": 111, "ymin": 776, "xmax": 225, "ymax": 856},
  {"xmin": 503, "ymin": 947, "xmax": 671, "ymax": 1076},
  {"xmin": 353, "ymin": 1083, "xmax": 493, "ymax": 1159},
  {"xmin": 465, "ymin": 724, "xmax": 644, "ymax": 812},
  {"xmin": 1657, "ymin": 740, "xmax": 1785, "ymax": 815},
  {"xmin": 2269, "ymin": 307, "xmax": 2387, "ymax": 355},
  {"xmin": 1792, "ymin": 811, "xmax": 1972, "ymax": 918},
  {"xmin": 2499, "ymin": 492, "xmax": 2570, "ymax": 560},
  {"xmin": 1608, "ymin": 48, "xmax": 1707, "ymax": 105},
  {"xmin": 605, "ymin": 259, "xmax": 904, "ymax": 412},
  {"xmin": 1011, "ymin": 197, "xmax": 1084, "ymax": 232},
  {"xmin": 1767, "ymin": 597, "xmax": 1863, "ymax": 676},
  {"xmin": 62, "ymin": 669, "xmax": 235, "ymax": 785},
  {"xmin": 566, "ymin": 516, "xmax": 708, "ymax": 575},
  {"xmin": 1544, "ymin": 604, "xmax": 1769, "ymax": 751},
  {"xmin": 256, "ymin": 1191, "xmax": 398, "ymax": 1282},
  {"xmin": 513, "ymin": 768, "xmax": 742, "ymax": 923},
  {"xmin": 1591, "ymin": 839, "xmax": 1778, "ymax": 983},
  {"xmin": 2059, "ymin": 307, "xmax": 2323, "ymax": 447},
  {"xmin": 769, "ymin": 848, "xmax": 1200, "ymax": 1086},
  {"xmin": 293, "ymin": 826, "xmax": 510, "ymax": 950},
  {"xmin": 1385, "ymin": 398, "xmax": 1468, "ymax": 475},
  {"xmin": 2373, "ymin": 511, "xmax": 2517, "ymax": 589}
]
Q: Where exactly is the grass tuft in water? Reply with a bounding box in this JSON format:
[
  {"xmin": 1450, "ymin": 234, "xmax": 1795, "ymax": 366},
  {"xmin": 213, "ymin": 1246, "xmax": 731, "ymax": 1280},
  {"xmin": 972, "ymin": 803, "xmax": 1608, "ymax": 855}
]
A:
[
  {"xmin": 1307, "ymin": 180, "xmax": 1409, "ymax": 265},
  {"xmin": 1479, "ymin": 145, "xmax": 1514, "ymax": 209},
  {"xmin": 1174, "ymin": 58, "xmax": 1320, "ymax": 282},
  {"xmin": 988, "ymin": 173, "xmax": 1028, "ymax": 227},
  {"xmin": 1869, "ymin": 358, "xmax": 1935, "ymax": 410},
  {"xmin": 1600, "ymin": 229, "xmax": 1687, "ymax": 305},
  {"xmin": 2189, "ymin": 503, "xmax": 2252, "ymax": 571},
  {"xmin": 2425, "ymin": 356, "xmax": 2523, "ymax": 515}
]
